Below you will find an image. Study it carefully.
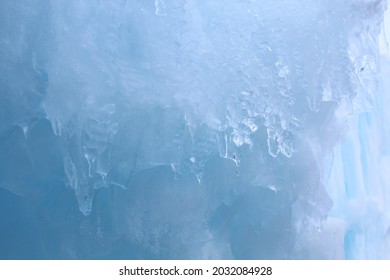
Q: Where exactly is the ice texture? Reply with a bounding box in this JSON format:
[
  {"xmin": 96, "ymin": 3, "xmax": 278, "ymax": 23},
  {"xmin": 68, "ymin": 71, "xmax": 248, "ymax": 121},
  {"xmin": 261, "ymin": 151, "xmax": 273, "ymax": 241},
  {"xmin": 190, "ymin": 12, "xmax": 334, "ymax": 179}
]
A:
[{"xmin": 0, "ymin": 0, "xmax": 389, "ymax": 259}]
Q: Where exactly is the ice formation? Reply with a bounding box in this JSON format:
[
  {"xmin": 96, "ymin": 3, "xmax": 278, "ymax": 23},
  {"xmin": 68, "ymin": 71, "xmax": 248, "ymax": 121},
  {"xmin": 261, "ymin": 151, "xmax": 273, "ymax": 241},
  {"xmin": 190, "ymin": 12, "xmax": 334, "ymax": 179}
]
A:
[{"xmin": 0, "ymin": 0, "xmax": 389, "ymax": 259}]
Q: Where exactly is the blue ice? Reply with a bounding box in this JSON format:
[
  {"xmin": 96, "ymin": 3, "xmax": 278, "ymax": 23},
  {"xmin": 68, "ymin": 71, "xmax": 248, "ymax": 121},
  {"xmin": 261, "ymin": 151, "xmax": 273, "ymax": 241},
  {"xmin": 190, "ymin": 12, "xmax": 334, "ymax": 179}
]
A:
[{"xmin": 0, "ymin": 0, "xmax": 389, "ymax": 259}]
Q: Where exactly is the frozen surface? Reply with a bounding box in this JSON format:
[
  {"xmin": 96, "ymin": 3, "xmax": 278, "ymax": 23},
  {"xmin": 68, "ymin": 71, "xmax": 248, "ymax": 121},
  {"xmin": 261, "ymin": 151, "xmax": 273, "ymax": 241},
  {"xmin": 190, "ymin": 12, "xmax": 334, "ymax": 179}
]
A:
[{"xmin": 0, "ymin": 0, "xmax": 389, "ymax": 259}]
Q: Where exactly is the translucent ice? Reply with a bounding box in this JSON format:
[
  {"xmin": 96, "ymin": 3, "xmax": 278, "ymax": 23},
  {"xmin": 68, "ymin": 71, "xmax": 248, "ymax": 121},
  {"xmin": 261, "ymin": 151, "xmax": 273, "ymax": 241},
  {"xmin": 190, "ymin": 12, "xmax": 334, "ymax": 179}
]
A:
[{"xmin": 0, "ymin": 0, "xmax": 389, "ymax": 259}]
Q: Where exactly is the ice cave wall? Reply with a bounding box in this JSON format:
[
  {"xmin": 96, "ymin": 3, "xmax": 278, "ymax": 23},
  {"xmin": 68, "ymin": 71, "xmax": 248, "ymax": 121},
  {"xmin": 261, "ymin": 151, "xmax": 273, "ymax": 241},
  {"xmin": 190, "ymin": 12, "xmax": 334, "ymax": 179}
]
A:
[{"xmin": 0, "ymin": 0, "xmax": 389, "ymax": 259}]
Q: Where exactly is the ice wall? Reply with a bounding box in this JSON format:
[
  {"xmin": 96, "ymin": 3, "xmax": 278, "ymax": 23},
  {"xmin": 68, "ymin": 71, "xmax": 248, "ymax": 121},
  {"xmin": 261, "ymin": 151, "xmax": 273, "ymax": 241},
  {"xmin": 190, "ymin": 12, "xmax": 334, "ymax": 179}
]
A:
[
  {"xmin": 0, "ymin": 0, "xmax": 389, "ymax": 259},
  {"xmin": 327, "ymin": 7, "xmax": 390, "ymax": 259}
]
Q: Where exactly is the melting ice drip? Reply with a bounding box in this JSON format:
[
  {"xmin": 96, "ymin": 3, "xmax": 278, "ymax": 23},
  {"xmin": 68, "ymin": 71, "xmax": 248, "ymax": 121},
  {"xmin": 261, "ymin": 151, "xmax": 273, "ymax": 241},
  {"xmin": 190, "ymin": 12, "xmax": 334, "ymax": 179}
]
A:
[{"xmin": 0, "ymin": 0, "xmax": 389, "ymax": 259}]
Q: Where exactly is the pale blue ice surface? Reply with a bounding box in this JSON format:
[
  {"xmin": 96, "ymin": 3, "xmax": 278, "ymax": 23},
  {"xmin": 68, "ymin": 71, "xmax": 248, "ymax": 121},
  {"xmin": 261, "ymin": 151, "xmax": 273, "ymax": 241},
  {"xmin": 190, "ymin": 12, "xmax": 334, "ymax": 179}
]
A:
[{"xmin": 0, "ymin": 0, "xmax": 389, "ymax": 259}]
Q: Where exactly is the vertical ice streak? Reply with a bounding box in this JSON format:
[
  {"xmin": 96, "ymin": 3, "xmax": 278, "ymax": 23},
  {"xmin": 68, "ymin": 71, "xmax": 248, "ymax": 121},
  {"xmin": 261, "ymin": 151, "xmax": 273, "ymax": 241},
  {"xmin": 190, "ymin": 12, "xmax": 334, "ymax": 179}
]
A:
[{"xmin": 327, "ymin": 2, "xmax": 390, "ymax": 259}]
